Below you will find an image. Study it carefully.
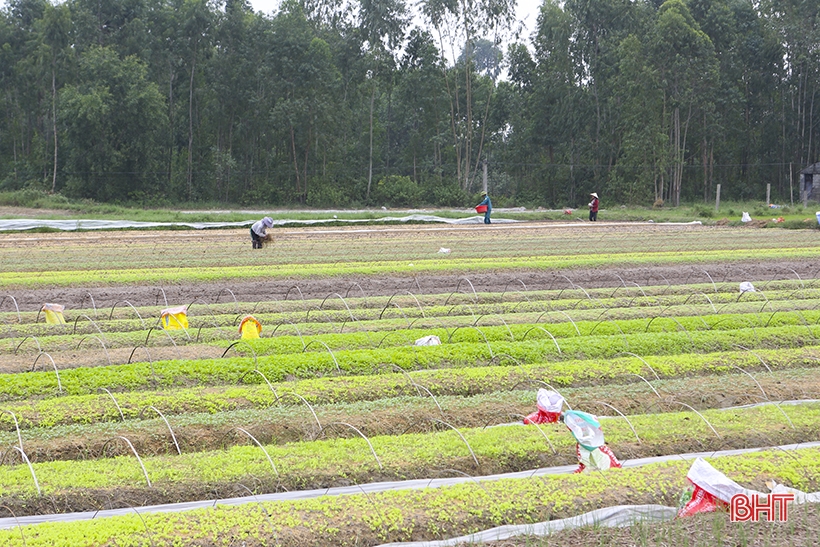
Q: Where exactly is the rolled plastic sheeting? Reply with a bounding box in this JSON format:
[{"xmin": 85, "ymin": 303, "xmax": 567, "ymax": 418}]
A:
[
  {"xmin": 0, "ymin": 214, "xmax": 519, "ymax": 232},
  {"xmin": 375, "ymin": 505, "xmax": 678, "ymax": 547}
]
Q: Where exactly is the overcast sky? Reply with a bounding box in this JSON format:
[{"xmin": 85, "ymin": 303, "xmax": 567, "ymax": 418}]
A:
[{"xmin": 247, "ymin": 0, "xmax": 543, "ymax": 45}]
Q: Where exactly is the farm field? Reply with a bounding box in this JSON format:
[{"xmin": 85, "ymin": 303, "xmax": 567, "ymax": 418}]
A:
[{"xmin": 1, "ymin": 221, "xmax": 820, "ymax": 546}]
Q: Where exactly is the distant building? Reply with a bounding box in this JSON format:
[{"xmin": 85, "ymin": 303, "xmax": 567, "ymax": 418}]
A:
[{"xmin": 801, "ymin": 163, "xmax": 820, "ymax": 200}]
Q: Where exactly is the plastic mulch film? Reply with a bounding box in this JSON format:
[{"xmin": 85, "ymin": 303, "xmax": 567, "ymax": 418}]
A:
[
  {"xmin": 0, "ymin": 214, "xmax": 520, "ymax": 232},
  {"xmin": 3, "ymin": 441, "xmax": 820, "ymax": 532},
  {"xmin": 376, "ymin": 505, "xmax": 678, "ymax": 547}
]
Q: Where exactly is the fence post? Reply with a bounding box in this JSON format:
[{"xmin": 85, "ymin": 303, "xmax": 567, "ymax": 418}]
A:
[
  {"xmin": 715, "ymin": 184, "xmax": 721, "ymax": 212},
  {"xmin": 766, "ymin": 183, "xmax": 771, "ymax": 205}
]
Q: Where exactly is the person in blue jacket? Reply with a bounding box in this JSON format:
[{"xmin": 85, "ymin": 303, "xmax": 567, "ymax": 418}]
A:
[{"xmin": 478, "ymin": 191, "xmax": 492, "ymax": 224}]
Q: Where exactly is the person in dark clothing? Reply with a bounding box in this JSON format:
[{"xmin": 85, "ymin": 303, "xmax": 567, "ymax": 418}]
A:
[
  {"xmin": 250, "ymin": 216, "xmax": 273, "ymax": 249},
  {"xmin": 478, "ymin": 191, "xmax": 492, "ymax": 224},
  {"xmin": 588, "ymin": 193, "xmax": 599, "ymax": 221}
]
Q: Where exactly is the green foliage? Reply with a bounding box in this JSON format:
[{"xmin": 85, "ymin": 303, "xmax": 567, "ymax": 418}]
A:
[
  {"xmin": 306, "ymin": 177, "xmax": 353, "ymax": 207},
  {"xmin": 424, "ymin": 179, "xmax": 467, "ymax": 206},
  {"xmin": 59, "ymin": 47, "xmax": 168, "ymax": 201},
  {"xmin": 0, "ymin": 0, "xmax": 817, "ymax": 207},
  {"xmin": 0, "ymin": 188, "xmax": 69, "ymax": 208},
  {"xmin": 694, "ymin": 204, "xmax": 714, "ymax": 218},
  {"xmin": 372, "ymin": 175, "xmax": 421, "ymax": 206}
]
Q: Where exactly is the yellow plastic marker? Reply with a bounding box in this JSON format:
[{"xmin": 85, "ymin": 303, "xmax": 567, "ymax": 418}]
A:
[
  {"xmin": 160, "ymin": 305, "xmax": 189, "ymax": 330},
  {"xmin": 238, "ymin": 315, "xmax": 262, "ymax": 339},
  {"xmin": 42, "ymin": 303, "xmax": 66, "ymax": 325}
]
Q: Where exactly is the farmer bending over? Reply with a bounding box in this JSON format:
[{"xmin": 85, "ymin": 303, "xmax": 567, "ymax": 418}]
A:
[{"xmin": 250, "ymin": 216, "xmax": 273, "ymax": 249}]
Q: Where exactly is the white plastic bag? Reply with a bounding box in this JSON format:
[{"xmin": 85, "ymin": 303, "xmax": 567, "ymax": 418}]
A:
[
  {"xmin": 414, "ymin": 335, "xmax": 441, "ymax": 346},
  {"xmin": 563, "ymin": 410, "xmax": 605, "ymax": 450},
  {"xmin": 536, "ymin": 389, "xmax": 564, "ymax": 414},
  {"xmin": 739, "ymin": 282, "xmax": 755, "ymax": 293},
  {"xmin": 741, "ymin": 212, "xmax": 752, "ymax": 222}
]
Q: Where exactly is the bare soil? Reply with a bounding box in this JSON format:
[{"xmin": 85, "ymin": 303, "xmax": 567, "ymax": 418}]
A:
[
  {"xmin": 4, "ymin": 258, "xmax": 817, "ymax": 313},
  {"xmin": 0, "ymin": 224, "xmax": 817, "ymax": 311}
]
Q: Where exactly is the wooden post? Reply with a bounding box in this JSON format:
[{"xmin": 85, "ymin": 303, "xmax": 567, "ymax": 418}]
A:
[
  {"xmin": 715, "ymin": 184, "xmax": 721, "ymax": 212},
  {"xmin": 766, "ymin": 183, "xmax": 771, "ymax": 205}
]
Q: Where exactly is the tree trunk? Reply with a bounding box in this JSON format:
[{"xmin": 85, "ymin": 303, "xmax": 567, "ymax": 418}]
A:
[
  {"xmin": 51, "ymin": 66, "xmax": 58, "ymax": 193},
  {"xmin": 290, "ymin": 125, "xmax": 300, "ymax": 195},
  {"xmin": 167, "ymin": 61, "xmax": 175, "ymax": 190},
  {"xmin": 433, "ymin": 27, "xmax": 462, "ymax": 187},
  {"xmin": 302, "ymin": 125, "xmax": 311, "ymax": 204},
  {"xmin": 366, "ymin": 84, "xmax": 375, "ymax": 200},
  {"xmin": 187, "ymin": 56, "xmax": 196, "ymax": 200}
]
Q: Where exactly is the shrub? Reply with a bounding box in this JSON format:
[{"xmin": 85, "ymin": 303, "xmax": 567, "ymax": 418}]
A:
[
  {"xmin": 694, "ymin": 205, "xmax": 713, "ymax": 218},
  {"xmin": 372, "ymin": 175, "xmax": 421, "ymax": 207},
  {"xmin": 0, "ymin": 188, "xmax": 50, "ymax": 207},
  {"xmin": 307, "ymin": 179, "xmax": 351, "ymax": 208},
  {"xmin": 428, "ymin": 181, "xmax": 467, "ymax": 207}
]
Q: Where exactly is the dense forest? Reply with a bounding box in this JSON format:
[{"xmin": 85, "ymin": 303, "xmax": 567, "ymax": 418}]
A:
[{"xmin": 0, "ymin": 0, "xmax": 818, "ymax": 208}]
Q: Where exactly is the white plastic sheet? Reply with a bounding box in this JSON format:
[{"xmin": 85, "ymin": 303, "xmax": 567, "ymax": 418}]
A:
[
  {"xmin": 0, "ymin": 214, "xmax": 519, "ymax": 232},
  {"xmin": 376, "ymin": 505, "xmax": 678, "ymax": 547},
  {"xmin": 414, "ymin": 335, "xmax": 441, "ymax": 346},
  {"xmin": 739, "ymin": 281, "xmax": 756, "ymax": 293},
  {"xmin": 4, "ymin": 441, "xmax": 820, "ymax": 531}
]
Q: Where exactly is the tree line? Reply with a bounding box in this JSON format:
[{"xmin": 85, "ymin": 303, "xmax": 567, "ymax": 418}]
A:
[{"xmin": 1, "ymin": 0, "xmax": 817, "ymax": 208}]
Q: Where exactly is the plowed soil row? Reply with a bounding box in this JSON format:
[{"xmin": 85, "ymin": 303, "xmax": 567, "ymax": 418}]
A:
[{"xmin": 1, "ymin": 224, "xmax": 817, "ymax": 310}]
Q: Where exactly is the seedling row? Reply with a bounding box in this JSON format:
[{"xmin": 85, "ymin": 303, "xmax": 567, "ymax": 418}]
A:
[{"xmin": 1, "ymin": 224, "xmax": 819, "ymax": 545}]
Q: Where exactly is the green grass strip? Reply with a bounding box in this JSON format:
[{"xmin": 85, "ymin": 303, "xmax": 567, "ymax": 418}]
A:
[
  {"xmin": 1, "ymin": 247, "xmax": 819, "ymax": 288},
  {"xmin": 1, "ymin": 447, "xmax": 819, "ymax": 546},
  {"xmin": 2, "ymin": 324, "xmax": 819, "ymax": 399},
  {"xmin": 2, "ymin": 346, "xmax": 819, "ymax": 431},
  {"xmin": 1, "ymin": 402, "xmax": 818, "ymax": 499}
]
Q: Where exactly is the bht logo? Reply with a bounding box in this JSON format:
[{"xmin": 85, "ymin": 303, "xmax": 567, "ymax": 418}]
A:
[{"xmin": 730, "ymin": 493, "xmax": 795, "ymax": 522}]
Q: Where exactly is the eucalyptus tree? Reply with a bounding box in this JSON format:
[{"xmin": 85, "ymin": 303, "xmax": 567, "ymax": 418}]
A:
[
  {"xmin": 34, "ymin": 3, "xmax": 71, "ymax": 193},
  {"xmin": 356, "ymin": 0, "xmax": 409, "ymax": 199},
  {"xmin": 562, "ymin": 0, "xmax": 646, "ymax": 183},
  {"xmin": 420, "ymin": 0, "xmax": 516, "ymax": 191},
  {"xmin": 1, "ymin": 0, "xmax": 50, "ymax": 187},
  {"xmin": 758, "ymin": 0, "xmax": 820, "ymax": 189},
  {"xmin": 206, "ymin": 0, "xmax": 263, "ymax": 202},
  {"xmin": 59, "ymin": 46, "xmax": 168, "ymax": 201},
  {"xmin": 651, "ymin": 0, "xmax": 718, "ymax": 206},
  {"xmin": 268, "ymin": 1, "xmax": 343, "ymax": 203},
  {"xmin": 688, "ymin": 0, "xmax": 782, "ymax": 201},
  {"xmin": 509, "ymin": 0, "xmax": 590, "ymax": 205},
  {"xmin": 609, "ymin": 34, "xmax": 666, "ymax": 204},
  {"xmin": 393, "ymin": 29, "xmax": 449, "ymax": 185}
]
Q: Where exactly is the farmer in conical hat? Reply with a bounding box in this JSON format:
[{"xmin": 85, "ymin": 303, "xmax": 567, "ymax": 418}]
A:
[
  {"xmin": 477, "ymin": 191, "xmax": 492, "ymax": 224},
  {"xmin": 588, "ymin": 193, "xmax": 599, "ymax": 222},
  {"xmin": 250, "ymin": 216, "xmax": 273, "ymax": 249}
]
